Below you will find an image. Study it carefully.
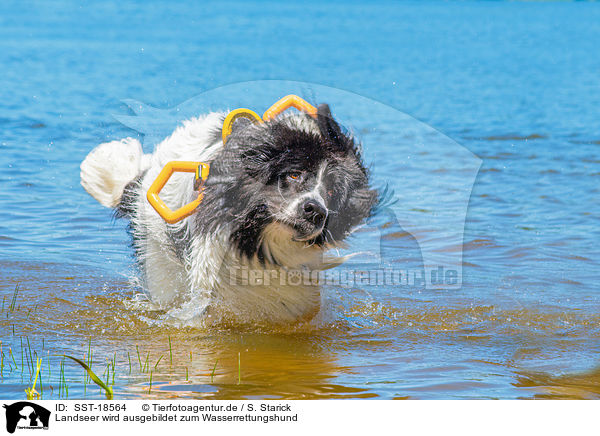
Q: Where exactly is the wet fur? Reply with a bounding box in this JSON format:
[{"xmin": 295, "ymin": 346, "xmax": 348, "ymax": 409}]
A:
[{"xmin": 83, "ymin": 104, "xmax": 376, "ymax": 325}]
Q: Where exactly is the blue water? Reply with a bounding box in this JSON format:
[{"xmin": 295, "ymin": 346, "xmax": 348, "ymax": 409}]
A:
[{"xmin": 1, "ymin": 1, "xmax": 600, "ymax": 399}]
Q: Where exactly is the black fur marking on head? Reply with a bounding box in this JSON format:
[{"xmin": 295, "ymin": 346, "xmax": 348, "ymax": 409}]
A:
[
  {"xmin": 192, "ymin": 104, "xmax": 378, "ymax": 263},
  {"xmin": 316, "ymin": 103, "xmax": 345, "ymax": 149}
]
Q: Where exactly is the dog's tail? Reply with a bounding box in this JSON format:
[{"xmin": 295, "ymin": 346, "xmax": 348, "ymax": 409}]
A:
[{"xmin": 80, "ymin": 138, "xmax": 150, "ymax": 208}]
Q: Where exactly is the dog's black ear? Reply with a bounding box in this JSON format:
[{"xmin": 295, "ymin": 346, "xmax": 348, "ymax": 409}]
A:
[
  {"xmin": 326, "ymin": 187, "xmax": 378, "ymax": 243},
  {"xmin": 317, "ymin": 103, "xmax": 345, "ymax": 149}
]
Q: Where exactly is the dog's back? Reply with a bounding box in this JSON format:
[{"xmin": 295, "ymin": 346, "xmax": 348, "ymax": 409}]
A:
[{"xmin": 81, "ymin": 112, "xmax": 225, "ymax": 305}]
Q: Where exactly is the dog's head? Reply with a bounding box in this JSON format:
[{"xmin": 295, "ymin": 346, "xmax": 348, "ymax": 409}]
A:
[{"xmin": 198, "ymin": 103, "xmax": 377, "ymax": 264}]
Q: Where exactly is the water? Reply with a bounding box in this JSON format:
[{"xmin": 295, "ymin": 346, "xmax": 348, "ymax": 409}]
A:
[{"xmin": 1, "ymin": 1, "xmax": 600, "ymax": 399}]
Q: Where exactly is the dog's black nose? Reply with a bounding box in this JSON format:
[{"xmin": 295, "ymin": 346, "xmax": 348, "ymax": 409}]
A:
[{"xmin": 302, "ymin": 200, "xmax": 327, "ymax": 225}]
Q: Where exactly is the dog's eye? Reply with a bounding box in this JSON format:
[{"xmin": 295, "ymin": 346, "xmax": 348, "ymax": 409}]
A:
[{"xmin": 286, "ymin": 172, "xmax": 302, "ymax": 182}]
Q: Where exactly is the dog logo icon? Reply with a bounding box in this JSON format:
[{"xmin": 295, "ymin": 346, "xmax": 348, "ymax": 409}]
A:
[{"xmin": 3, "ymin": 402, "xmax": 50, "ymax": 433}]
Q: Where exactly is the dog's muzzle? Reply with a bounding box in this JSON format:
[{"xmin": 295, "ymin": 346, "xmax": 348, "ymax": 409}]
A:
[
  {"xmin": 290, "ymin": 198, "xmax": 328, "ymax": 241},
  {"xmin": 301, "ymin": 199, "xmax": 327, "ymax": 227}
]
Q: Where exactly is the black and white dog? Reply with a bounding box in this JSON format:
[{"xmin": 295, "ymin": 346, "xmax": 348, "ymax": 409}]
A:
[{"xmin": 81, "ymin": 103, "xmax": 376, "ymax": 324}]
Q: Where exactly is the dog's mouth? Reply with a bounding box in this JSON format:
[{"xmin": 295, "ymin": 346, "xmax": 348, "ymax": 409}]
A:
[
  {"xmin": 288, "ymin": 220, "xmax": 326, "ymax": 242},
  {"xmin": 272, "ymin": 202, "xmax": 329, "ymax": 243}
]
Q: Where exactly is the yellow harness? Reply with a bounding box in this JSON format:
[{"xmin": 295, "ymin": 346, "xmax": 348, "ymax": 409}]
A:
[{"xmin": 146, "ymin": 95, "xmax": 317, "ymax": 224}]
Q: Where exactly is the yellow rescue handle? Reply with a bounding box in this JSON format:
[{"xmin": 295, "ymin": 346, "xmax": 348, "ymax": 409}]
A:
[
  {"xmin": 148, "ymin": 95, "xmax": 317, "ymax": 223},
  {"xmin": 146, "ymin": 161, "xmax": 210, "ymax": 224},
  {"xmin": 222, "ymin": 95, "xmax": 317, "ymax": 144},
  {"xmin": 262, "ymin": 94, "xmax": 318, "ymax": 122}
]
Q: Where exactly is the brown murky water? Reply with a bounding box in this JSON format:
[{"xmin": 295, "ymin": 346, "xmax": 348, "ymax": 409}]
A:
[{"xmin": 2, "ymin": 259, "xmax": 600, "ymax": 400}]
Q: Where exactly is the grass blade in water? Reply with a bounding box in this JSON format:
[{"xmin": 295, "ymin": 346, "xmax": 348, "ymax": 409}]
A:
[{"xmin": 63, "ymin": 355, "xmax": 113, "ymax": 399}]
